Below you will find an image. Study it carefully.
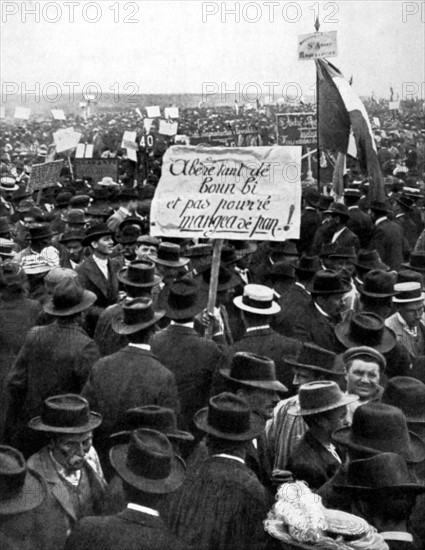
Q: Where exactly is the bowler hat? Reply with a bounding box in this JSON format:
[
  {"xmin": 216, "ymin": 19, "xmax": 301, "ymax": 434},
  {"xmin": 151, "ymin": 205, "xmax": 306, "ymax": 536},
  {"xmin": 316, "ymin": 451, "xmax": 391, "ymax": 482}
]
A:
[
  {"xmin": 194, "ymin": 392, "xmax": 265, "ymax": 441},
  {"xmin": 359, "ymin": 269, "xmax": 396, "ymax": 298},
  {"xmin": 343, "ymin": 346, "xmax": 386, "ymax": 373},
  {"xmin": 28, "ymin": 394, "xmax": 102, "ymax": 434},
  {"xmin": 220, "ymin": 352, "xmax": 288, "ymax": 393},
  {"xmin": 81, "ymin": 223, "xmax": 112, "ymax": 247},
  {"xmin": 354, "ymin": 249, "xmax": 389, "ymax": 272},
  {"xmin": 317, "ymin": 195, "xmax": 334, "ymax": 211},
  {"xmin": 109, "ymin": 429, "xmax": 186, "ymax": 494},
  {"xmin": 393, "ymin": 281, "xmax": 425, "ymax": 303},
  {"xmin": 335, "ymin": 312, "xmax": 396, "ymax": 353},
  {"xmin": 117, "ymin": 259, "xmax": 162, "ymax": 288},
  {"xmin": 401, "ymin": 251, "xmax": 425, "ymax": 273},
  {"xmin": 0, "ymin": 446, "xmax": 47, "ymax": 514},
  {"xmin": 112, "ymin": 297, "xmax": 165, "ymax": 335},
  {"xmin": 59, "ymin": 230, "xmax": 84, "ymax": 244},
  {"xmin": 323, "ymin": 202, "xmax": 350, "ymax": 220},
  {"xmin": 43, "ymin": 278, "xmax": 96, "ymax": 316},
  {"xmin": 70, "ymin": 194, "xmax": 91, "ymax": 209},
  {"xmin": 382, "ymin": 377, "xmax": 425, "ymax": 423},
  {"xmin": 163, "ymin": 278, "xmax": 207, "ymax": 319},
  {"xmin": 289, "ymin": 381, "xmax": 358, "ymax": 416},
  {"xmin": 55, "ymin": 192, "xmax": 73, "ymax": 208},
  {"xmin": 292, "ymin": 255, "xmax": 321, "ymax": 275},
  {"xmin": 286, "ymin": 342, "xmax": 345, "ymax": 377},
  {"xmin": 199, "ymin": 264, "xmax": 240, "ymax": 291},
  {"xmin": 335, "ymin": 453, "xmax": 425, "ymax": 493},
  {"xmin": 28, "ymin": 224, "xmax": 52, "ymax": 241},
  {"xmin": 332, "ymin": 402, "xmax": 425, "ymax": 463},
  {"xmin": 110, "ymin": 406, "xmax": 194, "ymax": 443},
  {"xmin": 153, "ymin": 243, "xmax": 190, "ymax": 268},
  {"xmin": 309, "ymin": 270, "xmax": 351, "ymax": 296},
  {"xmin": 183, "ymin": 243, "xmax": 213, "ymax": 258},
  {"xmin": 234, "ymin": 284, "xmax": 281, "ymax": 315},
  {"xmin": 64, "ymin": 209, "xmax": 86, "ymax": 226}
]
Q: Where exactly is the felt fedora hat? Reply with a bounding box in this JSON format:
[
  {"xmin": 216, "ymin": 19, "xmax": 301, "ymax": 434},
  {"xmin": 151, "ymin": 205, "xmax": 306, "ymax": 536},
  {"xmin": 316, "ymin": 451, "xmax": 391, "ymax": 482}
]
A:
[
  {"xmin": 112, "ymin": 298, "xmax": 165, "ymax": 335},
  {"xmin": 393, "ymin": 281, "xmax": 425, "ymax": 303},
  {"xmin": 335, "ymin": 312, "xmax": 396, "ymax": 353},
  {"xmin": 43, "ymin": 279, "xmax": 96, "ymax": 316},
  {"xmin": 183, "ymin": 243, "xmax": 213, "ymax": 258},
  {"xmin": 233, "ymin": 284, "xmax": 281, "ymax": 315},
  {"xmin": 28, "ymin": 394, "xmax": 102, "ymax": 434},
  {"xmin": 117, "ymin": 259, "xmax": 162, "ymax": 288},
  {"xmin": 401, "ymin": 251, "xmax": 425, "ymax": 273},
  {"xmin": 63, "ymin": 209, "xmax": 86, "ymax": 226},
  {"xmin": 220, "ymin": 352, "xmax": 288, "ymax": 393},
  {"xmin": 59, "ymin": 230, "xmax": 84, "ymax": 244},
  {"xmin": 354, "ymin": 249, "xmax": 389, "ymax": 272},
  {"xmin": 323, "ymin": 202, "xmax": 350, "ymax": 220},
  {"xmin": 194, "ymin": 392, "xmax": 265, "ymax": 441},
  {"xmin": 153, "ymin": 243, "xmax": 190, "ymax": 268},
  {"xmin": 0, "ymin": 446, "xmax": 47, "ymax": 514},
  {"xmin": 109, "ymin": 428, "xmax": 186, "ymax": 494},
  {"xmin": 291, "ymin": 255, "xmax": 321, "ymax": 275},
  {"xmin": 28, "ymin": 224, "xmax": 52, "ymax": 241},
  {"xmin": 382, "ymin": 376, "xmax": 425, "ymax": 423},
  {"xmin": 289, "ymin": 381, "xmax": 358, "ymax": 416},
  {"xmin": 335, "ymin": 452, "xmax": 425, "ymax": 493},
  {"xmin": 308, "ymin": 270, "xmax": 351, "ymax": 296},
  {"xmin": 332, "ymin": 402, "xmax": 425, "ymax": 463},
  {"xmin": 285, "ymin": 342, "xmax": 345, "ymax": 377},
  {"xmin": 44, "ymin": 267, "xmax": 78, "ymax": 286},
  {"xmin": 162, "ymin": 277, "xmax": 207, "ymax": 319},
  {"xmin": 199, "ymin": 264, "xmax": 241, "ymax": 291},
  {"xmin": 81, "ymin": 223, "xmax": 112, "ymax": 247},
  {"xmin": 110, "ymin": 406, "xmax": 194, "ymax": 443},
  {"xmin": 359, "ymin": 269, "xmax": 396, "ymax": 298}
]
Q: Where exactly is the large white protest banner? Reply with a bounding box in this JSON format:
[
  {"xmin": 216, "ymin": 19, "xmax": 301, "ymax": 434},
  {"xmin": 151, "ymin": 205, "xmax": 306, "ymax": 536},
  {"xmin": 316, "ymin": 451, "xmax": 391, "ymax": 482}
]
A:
[
  {"xmin": 53, "ymin": 127, "xmax": 81, "ymax": 153},
  {"xmin": 150, "ymin": 146, "xmax": 301, "ymax": 241},
  {"xmin": 299, "ymin": 31, "xmax": 337, "ymax": 61}
]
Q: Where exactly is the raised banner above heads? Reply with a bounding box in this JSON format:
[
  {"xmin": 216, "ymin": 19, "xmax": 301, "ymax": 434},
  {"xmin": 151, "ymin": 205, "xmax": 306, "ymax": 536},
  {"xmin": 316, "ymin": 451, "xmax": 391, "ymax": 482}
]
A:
[
  {"xmin": 51, "ymin": 109, "xmax": 66, "ymax": 121},
  {"xmin": 14, "ymin": 107, "xmax": 31, "ymax": 120},
  {"xmin": 276, "ymin": 113, "xmax": 317, "ymax": 146},
  {"xmin": 76, "ymin": 144, "xmax": 94, "ymax": 159},
  {"xmin": 146, "ymin": 105, "xmax": 161, "ymax": 118},
  {"xmin": 389, "ymin": 101, "xmax": 400, "ymax": 111},
  {"xmin": 121, "ymin": 131, "xmax": 138, "ymax": 162},
  {"xmin": 73, "ymin": 158, "xmax": 119, "ymax": 183},
  {"xmin": 53, "ymin": 127, "xmax": 82, "ymax": 153},
  {"xmin": 159, "ymin": 120, "xmax": 179, "ymax": 136},
  {"xmin": 299, "ymin": 31, "xmax": 337, "ymax": 61},
  {"xmin": 0, "ymin": 107, "xmax": 5, "ymax": 119},
  {"xmin": 150, "ymin": 146, "xmax": 302, "ymax": 241},
  {"xmin": 27, "ymin": 160, "xmax": 65, "ymax": 192},
  {"xmin": 164, "ymin": 107, "xmax": 180, "ymax": 119}
]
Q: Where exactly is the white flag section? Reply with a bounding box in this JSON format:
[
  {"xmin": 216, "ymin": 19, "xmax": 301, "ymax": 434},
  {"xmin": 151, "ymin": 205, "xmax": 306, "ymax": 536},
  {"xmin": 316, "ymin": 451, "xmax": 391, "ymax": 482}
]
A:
[{"xmin": 151, "ymin": 146, "xmax": 301, "ymax": 241}]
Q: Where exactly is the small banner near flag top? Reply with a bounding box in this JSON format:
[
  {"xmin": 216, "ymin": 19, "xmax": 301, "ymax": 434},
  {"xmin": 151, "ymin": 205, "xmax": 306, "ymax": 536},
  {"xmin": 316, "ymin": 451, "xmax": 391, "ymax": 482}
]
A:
[
  {"xmin": 14, "ymin": 107, "xmax": 31, "ymax": 120},
  {"xmin": 146, "ymin": 106, "xmax": 161, "ymax": 118},
  {"xmin": 51, "ymin": 109, "xmax": 66, "ymax": 121},
  {"xmin": 298, "ymin": 31, "xmax": 337, "ymax": 61},
  {"xmin": 150, "ymin": 146, "xmax": 302, "ymax": 241}
]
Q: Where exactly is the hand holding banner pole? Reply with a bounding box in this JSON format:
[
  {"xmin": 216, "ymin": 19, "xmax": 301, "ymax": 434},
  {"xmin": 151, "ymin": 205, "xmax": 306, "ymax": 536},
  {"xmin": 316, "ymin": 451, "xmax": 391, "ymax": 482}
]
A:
[{"xmin": 205, "ymin": 239, "xmax": 223, "ymax": 341}]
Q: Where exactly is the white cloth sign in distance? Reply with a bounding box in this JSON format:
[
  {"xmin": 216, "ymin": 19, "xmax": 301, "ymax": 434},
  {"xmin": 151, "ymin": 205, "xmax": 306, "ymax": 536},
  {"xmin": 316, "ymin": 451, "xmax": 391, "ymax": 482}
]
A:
[
  {"xmin": 150, "ymin": 146, "xmax": 301, "ymax": 241},
  {"xmin": 53, "ymin": 127, "xmax": 82, "ymax": 153},
  {"xmin": 14, "ymin": 107, "xmax": 31, "ymax": 120},
  {"xmin": 299, "ymin": 31, "xmax": 337, "ymax": 61}
]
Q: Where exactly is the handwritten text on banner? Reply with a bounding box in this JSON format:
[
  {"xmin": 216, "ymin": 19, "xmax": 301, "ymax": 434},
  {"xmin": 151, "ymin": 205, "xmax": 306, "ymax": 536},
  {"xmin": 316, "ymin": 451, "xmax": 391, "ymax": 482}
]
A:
[{"xmin": 150, "ymin": 146, "xmax": 301, "ymax": 241}]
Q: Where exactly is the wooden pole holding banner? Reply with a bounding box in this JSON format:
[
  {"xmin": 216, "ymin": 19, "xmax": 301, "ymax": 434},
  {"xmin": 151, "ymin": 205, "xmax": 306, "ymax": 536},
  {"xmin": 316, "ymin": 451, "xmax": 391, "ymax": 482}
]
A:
[
  {"xmin": 205, "ymin": 239, "xmax": 224, "ymax": 341},
  {"xmin": 315, "ymin": 17, "xmax": 321, "ymax": 192}
]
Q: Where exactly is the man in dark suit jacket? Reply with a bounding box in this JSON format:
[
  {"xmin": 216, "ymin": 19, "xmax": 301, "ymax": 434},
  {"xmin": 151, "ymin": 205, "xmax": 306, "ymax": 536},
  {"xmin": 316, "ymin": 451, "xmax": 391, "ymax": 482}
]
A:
[
  {"xmin": 344, "ymin": 188, "xmax": 374, "ymax": 249},
  {"xmin": 322, "ymin": 202, "xmax": 360, "ymax": 251},
  {"xmin": 299, "ymin": 190, "xmax": 321, "ymax": 254},
  {"xmin": 81, "ymin": 298, "xmax": 180, "ymax": 476},
  {"xmin": 368, "ymin": 201, "xmax": 405, "ymax": 271},
  {"xmin": 5, "ymin": 279, "xmax": 100, "ymax": 457},
  {"xmin": 65, "ymin": 429, "xmax": 190, "ymax": 550},
  {"xmin": 151, "ymin": 278, "xmax": 224, "ymax": 437}
]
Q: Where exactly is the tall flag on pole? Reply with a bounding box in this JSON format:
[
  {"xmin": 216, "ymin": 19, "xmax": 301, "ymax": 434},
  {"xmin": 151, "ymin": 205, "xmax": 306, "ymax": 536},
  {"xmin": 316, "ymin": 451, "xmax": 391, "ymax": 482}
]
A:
[{"xmin": 315, "ymin": 58, "xmax": 385, "ymax": 202}]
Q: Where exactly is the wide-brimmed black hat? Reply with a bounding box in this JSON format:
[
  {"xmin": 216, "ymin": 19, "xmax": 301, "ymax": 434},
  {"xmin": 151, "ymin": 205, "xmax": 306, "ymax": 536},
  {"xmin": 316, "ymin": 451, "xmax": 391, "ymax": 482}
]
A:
[
  {"xmin": 194, "ymin": 392, "xmax": 265, "ymax": 441},
  {"xmin": 266, "ymin": 241, "xmax": 300, "ymax": 257},
  {"xmin": 382, "ymin": 376, "xmax": 425, "ymax": 423},
  {"xmin": 112, "ymin": 298, "xmax": 165, "ymax": 335},
  {"xmin": 153, "ymin": 243, "xmax": 190, "ymax": 268},
  {"xmin": 117, "ymin": 260, "xmax": 162, "ymax": 288},
  {"xmin": 233, "ymin": 284, "xmax": 281, "ymax": 315},
  {"xmin": 335, "ymin": 452, "xmax": 425, "ymax": 493},
  {"xmin": 394, "ymin": 193, "xmax": 415, "ymax": 211},
  {"xmin": 28, "ymin": 394, "xmax": 102, "ymax": 434},
  {"xmin": 59, "ymin": 230, "xmax": 84, "ymax": 244},
  {"xmin": 354, "ymin": 249, "xmax": 389, "ymax": 272},
  {"xmin": 335, "ymin": 312, "xmax": 396, "ymax": 353},
  {"xmin": 82, "ymin": 223, "xmax": 113, "ymax": 247},
  {"xmin": 289, "ymin": 381, "xmax": 358, "ymax": 416},
  {"xmin": 269, "ymin": 260, "xmax": 295, "ymax": 281},
  {"xmin": 199, "ymin": 264, "xmax": 240, "ymax": 291},
  {"xmin": 291, "ymin": 255, "xmax": 321, "ymax": 275},
  {"xmin": 308, "ymin": 270, "xmax": 351, "ymax": 296},
  {"xmin": 359, "ymin": 269, "xmax": 396, "ymax": 298},
  {"xmin": 220, "ymin": 352, "xmax": 288, "ymax": 393},
  {"xmin": 285, "ymin": 342, "xmax": 344, "ymax": 377},
  {"xmin": 28, "ymin": 224, "xmax": 52, "ymax": 241},
  {"xmin": 110, "ymin": 406, "xmax": 194, "ymax": 443},
  {"xmin": 332, "ymin": 402, "xmax": 425, "ymax": 463},
  {"xmin": 162, "ymin": 277, "xmax": 207, "ymax": 319},
  {"xmin": 43, "ymin": 279, "xmax": 96, "ymax": 316},
  {"xmin": 323, "ymin": 202, "xmax": 350, "ymax": 221},
  {"xmin": 110, "ymin": 429, "xmax": 186, "ymax": 494},
  {"xmin": 0, "ymin": 445, "xmax": 47, "ymax": 514},
  {"xmin": 117, "ymin": 225, "xmax": 141, "ymax": 245},
  {"xmin": 401, "ymin": 251, "xmax": 425, "ymax": 273}
]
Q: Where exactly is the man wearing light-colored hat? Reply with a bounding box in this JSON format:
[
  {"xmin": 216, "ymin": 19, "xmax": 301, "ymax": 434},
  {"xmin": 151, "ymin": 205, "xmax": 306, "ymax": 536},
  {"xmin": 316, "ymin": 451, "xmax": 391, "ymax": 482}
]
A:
[{"xmin": 385, "ymin": 281, "xmax": 425, "ymax": 358}]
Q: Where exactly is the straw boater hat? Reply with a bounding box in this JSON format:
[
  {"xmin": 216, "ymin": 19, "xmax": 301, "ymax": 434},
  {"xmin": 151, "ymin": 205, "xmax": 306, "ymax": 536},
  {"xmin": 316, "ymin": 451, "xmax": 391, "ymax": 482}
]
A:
[
  {"xmin": 335, "ymin": 312, "xmax": 396, "ymax": 353},
  {"xmin": 153, "ymin": 243, "xmax": 190, "ymax": 268},
  {"xmin": 112, "ymin": 298, "xmax": 165, "ymax": 335},
  {"xmin": 194, "ymin": 392, "xmax": 265, "ymax": 441},
  {"xmin": 98, "ymin": 176, "xmax": 119, "ymax": 187},
  {"xmin": 28, "ymin": 394, "xmax": 102, "ymax": 434},
  {"xmin": 117, "ymin": 259, "xmax": 162, "ymax": 288},
  {"xmin": 109, "ymin": 428, "xmax": 186, "ymax": 494},
  {"xmin": 220, "ymin": 352, "xmax": 288, "ymax": 393},
  {"xmin": 21, "ymin": 258, "xmax": 52, "ymax": 276},
  {"xmin": 43, "ymin": 279, "xmax": 96, "ymax": 316},
  {"xmin": 0, "ymin": 446, "xmax": 47, "ymax": 514},
  {"xmin": 393, "ymin": 281, "xmax": 425, "ymax": 303},
  {"xmin": 285, "ymin": 342, "xmax": 345, "ymax": 378},
  {"xmin": 233, "ymin": 284, "xmax": 281, "ymax": 315},
  {"xmin": 288, "ymin": 381, "xmax": 358, "ymax": 416},
  {"xmin": 162, "ymin": 277, "xmax": 207, "ymax": 320},
  {"xmin": 382, "ymin": 376, "xmax": 425, "ymax": 424},
  {"xmin": 0, "ymin": 238, "xmax": 15, "ymax": 257},
  {"xmin": 0, "ymin": 175, "xmax": 19, "ymax": 192}
]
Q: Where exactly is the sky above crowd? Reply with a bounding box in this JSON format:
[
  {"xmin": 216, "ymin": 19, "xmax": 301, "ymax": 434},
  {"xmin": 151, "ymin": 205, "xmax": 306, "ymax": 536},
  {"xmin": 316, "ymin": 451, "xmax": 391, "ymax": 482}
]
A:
[{"xmin": 1, "ymin": 0, "xmax": 424, "ymax": 103}]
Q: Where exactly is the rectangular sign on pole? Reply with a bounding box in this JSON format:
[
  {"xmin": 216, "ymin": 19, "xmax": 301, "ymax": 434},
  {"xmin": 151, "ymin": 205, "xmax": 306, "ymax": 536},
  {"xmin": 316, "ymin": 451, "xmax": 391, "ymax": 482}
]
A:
[
  {"xmin": 389, "ymin": 101, "xmax": 400, "ymax": 111},
  {"xmin": 150, "ymin": 146, "xmax": 302, "ymax": 241},
  {"xmin": 73, "ymin": 158, "xmax": 119, "ymax": 183},
  {"xmin": 298, "ymin": 31, "xmax": 337, "ymax": 61},
  {"xmin": 27, "ymin": 160, "xmax": 64, "ymax": 192},
  {"xmin": 53, "ymin": 127, "xmax": 81, "ymax": 153},
  {"xmin": 51, "ymin": 109, "xmax": 66, "ymax": 120},
  {"xmin": 276, "ymin": 113, "xmax": 317, "ymax": 146}
]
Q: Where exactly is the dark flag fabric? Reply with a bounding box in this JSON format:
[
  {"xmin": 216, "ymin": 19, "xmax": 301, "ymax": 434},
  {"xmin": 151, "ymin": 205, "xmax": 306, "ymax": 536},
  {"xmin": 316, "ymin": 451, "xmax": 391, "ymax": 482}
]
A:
[{"xmin": 316, "ymin": 58, "xmax": 385, "ymax": 202}]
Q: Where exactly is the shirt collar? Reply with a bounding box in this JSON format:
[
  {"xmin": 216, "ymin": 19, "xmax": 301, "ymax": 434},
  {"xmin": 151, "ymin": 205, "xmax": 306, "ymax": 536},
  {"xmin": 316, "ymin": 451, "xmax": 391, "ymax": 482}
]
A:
[
  {"xmin": 170, "ymin": 320, "xmax": 194, "ymax": 329},
  {"xmin": 380, "ymin": 532, "xmax": 413, "ymax": 542},
  {"xmin": 314, "ymin": 301, "xmax": 331, "ymax": 318},
  {"xmin": 246, "ymin": 325, "xmax": 270, "ymax": 333},
  {"xmin": 128, "ymin": 343, "xmax": 151, "ymax": 351},
  {"xmin": 376, "ymin": 216, "xmax": 387, "ymax": 226},
  {"xmin": 212, "ymin": 453, "xmax": 245, "ymax": 465},
  {"xmin": 120, "ymin": 206, "xmax": 130, "ymax": 216},
  {"xmin": 347, "ymin": 206, "xmax": 358, "ymax": 210},
  {"xmin": 332, "ymin": 226, "xmax": 346, "ymax": 242},
  {"xmin": 127, "ymin": 503, "xmax": 159, "ymax": 517},
  {"xmin": 49, "ymin": 450, "xmax": 81, "ymax": 485}
]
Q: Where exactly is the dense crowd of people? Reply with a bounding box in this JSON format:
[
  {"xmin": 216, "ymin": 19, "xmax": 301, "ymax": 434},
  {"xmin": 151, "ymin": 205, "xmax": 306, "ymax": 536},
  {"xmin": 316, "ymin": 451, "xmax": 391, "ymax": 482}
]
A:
[{"xmin": 0, "ymin": 97, "xmax": 425, "ymax": 550}]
